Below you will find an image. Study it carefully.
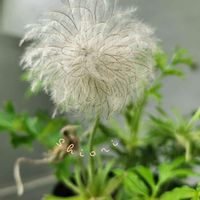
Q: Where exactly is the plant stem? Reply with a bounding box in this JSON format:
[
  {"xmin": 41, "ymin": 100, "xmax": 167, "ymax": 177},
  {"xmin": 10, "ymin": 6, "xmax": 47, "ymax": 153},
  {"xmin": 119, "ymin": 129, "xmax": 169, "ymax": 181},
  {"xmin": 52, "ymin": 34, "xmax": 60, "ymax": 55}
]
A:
[
  {"xmin": 185, "ymin": 142, "xmax": 191, "ymax": 161},
  {"xmin": 89, "ymin": 116, "xmax": 99, "ymax": 153},
  {"xmin": 132, "ymin": 93, "xmax": 148, "ymax": 136},
  {"xmin": 88, "ymin": 116, "xmax": 99, "ymax": 185},
  {"xmin": 63, "ymin": 179, "xmax": 81, "ymax": 194}
]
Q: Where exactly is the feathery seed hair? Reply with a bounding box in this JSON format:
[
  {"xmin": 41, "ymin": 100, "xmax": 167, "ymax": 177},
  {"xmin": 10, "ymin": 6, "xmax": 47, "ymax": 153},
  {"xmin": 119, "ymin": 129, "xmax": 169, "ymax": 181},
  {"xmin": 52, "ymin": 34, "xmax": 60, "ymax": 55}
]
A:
[{"xmin": 20, "ymin": 0, "xmax": 157, "ymax": 117}]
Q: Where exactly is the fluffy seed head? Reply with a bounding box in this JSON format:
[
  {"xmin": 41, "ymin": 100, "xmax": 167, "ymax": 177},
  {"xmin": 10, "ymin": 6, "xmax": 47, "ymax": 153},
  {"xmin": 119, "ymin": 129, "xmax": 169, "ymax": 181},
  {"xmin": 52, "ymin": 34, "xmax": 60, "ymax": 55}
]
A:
[{"xmin": 20, "ymin": 0, "xmax": 157, "ymax": 117}]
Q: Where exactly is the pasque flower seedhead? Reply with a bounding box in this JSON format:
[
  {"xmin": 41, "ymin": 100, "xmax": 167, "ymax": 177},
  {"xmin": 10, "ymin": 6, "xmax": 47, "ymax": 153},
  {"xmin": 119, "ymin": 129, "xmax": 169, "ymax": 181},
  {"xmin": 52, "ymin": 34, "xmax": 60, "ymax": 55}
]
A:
[{"xmin": 21, "ymin": 0, "xmax": 157, "ymax": 117}]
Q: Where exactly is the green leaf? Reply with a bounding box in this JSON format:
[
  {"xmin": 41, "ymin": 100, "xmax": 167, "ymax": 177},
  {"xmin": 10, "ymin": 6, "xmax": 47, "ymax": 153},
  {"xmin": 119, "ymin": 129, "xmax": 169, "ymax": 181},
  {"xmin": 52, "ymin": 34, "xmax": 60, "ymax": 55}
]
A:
[
  {"xmin": 154, "ymin": 51, "xmax": 168, "ymax": 70},
  {"xmin": 4, "ymin": 101, "xmax": 15, "ymax": 114},
  {"xmin": 0, "ymin": 102, "xmax": 68, "ymax": 148},
  {"xmin": 158, "ymin": 157, "xmax": 193, "ymax": 186},
  {"xmin": 0, "ymin": 111, "xmax": 14, "ymax": 130},
  {"xmin": 10, "ymin": 134, "xmax": 34, "ymax": 148},
  {"xmin": 25, "ymin": 117, "xmax": 40, "ymax": 135},
  {"xmin": 124, "ymin": 171, "xmax": 149, "ymax": 197},
  {"xmin": 135, "ymin": 166, "xmax": 156, "ymax": 192},
  {"xmin": 105, "ymin": 176, "xmax": 122, "ymax": 195},
  {"xmin": 172, "ymin": 48, "xmax": 196, "ymax": 69},
  {"xmin": 160, "ymin": 186, "xmax": 195, "ymax": 200},
  {"xmin": 54, "ymin": 157, "xmax": 74, "ymax": 181},
  {"xmin": 148, "ymin": 83, "xmax": 162, "ymax": 101},
  {"xmin": 114, "ymin": 169, "xmax": 125, "ymax": 176},
  {"xmin": 114, "ymin": 169, "xmax": 149, "ymax": 197},
  {"xmin": 163, "ymin": 69, "xmax": 184, "ymax": 77}
]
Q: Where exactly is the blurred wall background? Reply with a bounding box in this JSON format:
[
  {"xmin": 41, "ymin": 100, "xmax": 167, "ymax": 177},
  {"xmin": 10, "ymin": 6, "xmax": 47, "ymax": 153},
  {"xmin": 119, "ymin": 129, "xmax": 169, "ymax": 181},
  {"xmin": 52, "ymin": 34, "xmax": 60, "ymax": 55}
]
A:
[
  {"xmin": 0, "ymin": 0, "xmax": 200, "ymax": 199},
  {"xmin": 1, "ymin": 0, "xmax": 61, "ymax": 36},
  {"xmin": 0, "ymin": 0, "xmax": 2, "ymax": 30}
]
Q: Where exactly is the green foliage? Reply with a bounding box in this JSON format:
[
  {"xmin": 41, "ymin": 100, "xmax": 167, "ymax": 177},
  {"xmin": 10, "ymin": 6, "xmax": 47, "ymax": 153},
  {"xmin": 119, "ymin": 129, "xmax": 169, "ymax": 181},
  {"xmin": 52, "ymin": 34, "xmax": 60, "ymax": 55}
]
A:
[
  {"xmin": 160, "ymin": 184, "xmax": 200, "ymax": 200},
  {"xmin": 0, "ymin": 48, "xmax": 199, "ymax": 200},
  {"xmin": 147, "ymin": 107, "xmax": 200, "ymax": 161},
  {"xmin": 54, "ymin": 159, "xmax": 121, "ymax": 200},
  {"xmin": 0, "ymin": 101, "xmax": 68, "ymax": 148},
  {"xmin": 115, "ymin": 158, "xmax": 196, "ymax": 200}
]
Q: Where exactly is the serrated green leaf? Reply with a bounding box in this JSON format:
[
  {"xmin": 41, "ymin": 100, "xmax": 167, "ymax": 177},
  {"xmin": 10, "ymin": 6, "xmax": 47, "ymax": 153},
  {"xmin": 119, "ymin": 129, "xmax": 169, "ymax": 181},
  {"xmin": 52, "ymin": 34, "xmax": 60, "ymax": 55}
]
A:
[
  {"xmin": 160, "ymin": 186, "xmax": 195, "ymax": 200},
  {"xmin": 158, "ymin": 157, "xmax": 192, "ymax": 186},
  {"xmin": 172, "ymin": 48, "xmax": 195, "ymax": 69},
  {"xmin": 135, "ymin": 166, "xmax": 156, "ymax": 192},
  {"xmin": 124, "ymin": 171, "xmax": 149, "ymax": 197}
]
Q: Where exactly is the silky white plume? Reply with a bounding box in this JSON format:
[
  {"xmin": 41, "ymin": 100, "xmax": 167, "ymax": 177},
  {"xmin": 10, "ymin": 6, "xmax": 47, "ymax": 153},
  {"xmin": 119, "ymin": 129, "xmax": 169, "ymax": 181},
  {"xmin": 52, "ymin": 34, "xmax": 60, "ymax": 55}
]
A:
[{"xmin": 20, "ymin": 0, "xmax": 157, "ymax": 116}]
